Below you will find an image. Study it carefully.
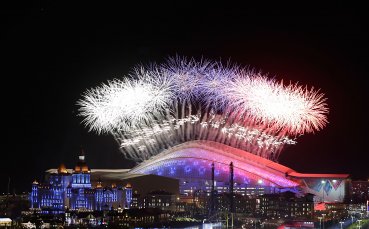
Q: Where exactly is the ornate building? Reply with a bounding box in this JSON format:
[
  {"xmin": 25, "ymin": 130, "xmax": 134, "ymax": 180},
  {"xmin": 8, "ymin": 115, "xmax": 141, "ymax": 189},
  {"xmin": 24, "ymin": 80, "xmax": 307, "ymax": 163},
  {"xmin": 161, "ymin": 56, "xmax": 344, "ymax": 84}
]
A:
[{"xmin": 30, "ymin": 150, "xmax": 131, "ymax": 213}]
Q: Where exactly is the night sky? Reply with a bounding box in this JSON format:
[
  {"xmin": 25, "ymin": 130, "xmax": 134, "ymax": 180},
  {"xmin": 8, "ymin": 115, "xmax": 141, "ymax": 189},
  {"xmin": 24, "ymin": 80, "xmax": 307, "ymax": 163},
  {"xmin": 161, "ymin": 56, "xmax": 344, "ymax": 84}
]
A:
[{"xmin": 2, "ymin": 2, "xmax": 368, "ymax": 193}]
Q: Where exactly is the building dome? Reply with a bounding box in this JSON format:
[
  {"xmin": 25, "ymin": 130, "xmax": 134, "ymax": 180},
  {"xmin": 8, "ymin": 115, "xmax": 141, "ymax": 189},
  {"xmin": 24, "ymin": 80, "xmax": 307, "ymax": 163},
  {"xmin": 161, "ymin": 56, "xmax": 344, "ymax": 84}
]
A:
[
  {"xmin": 58, "ymin": 163, "xmax": 68, "ymax": 174},
  {"xmin": 96, "ymin": 181, "xmax": 102, "ymax": 188},
  {"xmin": 74, "ymin": 163, "xmax": 89, "ymax": 173}
]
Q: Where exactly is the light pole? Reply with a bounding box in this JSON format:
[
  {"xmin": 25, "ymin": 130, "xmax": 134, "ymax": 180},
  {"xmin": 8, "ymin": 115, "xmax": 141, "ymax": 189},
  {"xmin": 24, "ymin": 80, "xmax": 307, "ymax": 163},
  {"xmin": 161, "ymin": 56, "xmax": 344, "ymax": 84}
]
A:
[
  {"xmin": 322, "ymin": 213, "xmax": 326, "ymax": 229},
  {"xmin": 332, "ymin": 210, "xmax": 337, "ymax": 223},
  {"xmin": 357, "ymin": 219, "xmax": 362, "ymax": 228},
  {"xmin": 351, "ymin": 215, "xmax": 354, "ymax": 224},
  {"xmin": 318, "ymin": 217, "xmax": 322, "ymax": 229},
  {"xmin": 339, "ymin": 221, "xmax": 344, "ymax": 229}
]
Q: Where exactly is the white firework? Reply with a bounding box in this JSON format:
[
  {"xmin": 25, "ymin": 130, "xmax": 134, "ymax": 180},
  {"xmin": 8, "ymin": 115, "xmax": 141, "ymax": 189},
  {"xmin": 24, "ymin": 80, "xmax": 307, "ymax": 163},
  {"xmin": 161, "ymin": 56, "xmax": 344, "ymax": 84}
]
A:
[
  {"xmin": 78, "ymin": 77, "xmax": 173, "ymax": 133},
  {"xmin": 225, "ymin": 76, "xmax": 328, "ymax": 134},
  {"xmin": 78, "ymin": 56, "xmax": 329, "ymax": 161}
]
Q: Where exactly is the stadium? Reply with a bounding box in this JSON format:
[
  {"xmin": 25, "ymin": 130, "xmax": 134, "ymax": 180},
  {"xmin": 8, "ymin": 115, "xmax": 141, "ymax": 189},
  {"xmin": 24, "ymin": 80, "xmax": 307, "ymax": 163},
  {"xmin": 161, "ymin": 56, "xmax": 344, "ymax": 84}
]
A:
[
  {"xmin": 127, "ymin": 140, "xmax": 348, "ymax": 202},
  {"xmin": 78, "ymin": 57, "xmax": 349, "ymax": 203}
]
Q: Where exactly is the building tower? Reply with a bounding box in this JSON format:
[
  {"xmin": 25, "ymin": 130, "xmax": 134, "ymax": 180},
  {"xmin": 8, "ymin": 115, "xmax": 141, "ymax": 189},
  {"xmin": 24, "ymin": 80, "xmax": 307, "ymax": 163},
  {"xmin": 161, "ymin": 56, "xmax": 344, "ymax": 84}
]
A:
[
  {"xmin": 125, "ymin": 183, "xmax": 132, "ymax": 209},
  {"xmin": 70, "ymin": 148, "xmax": 93, "ymax": 210},
  {"xmin": 229, "ymin": 162, "xmax": 234, "ymax": 213},
  {"xmin": 71, "ymin": 148, "xmax": 91, "ymax": 189},
  {"xmin": 95, "ymin": 178, "xmax": 103, "ymax": 210},
  {"xmin": 56, "ymin": 163, "xmax": 71, "ymax": 209},
  {"xmin": 30, "ymin": 180, "xmax": 40, "ymax": 209}
]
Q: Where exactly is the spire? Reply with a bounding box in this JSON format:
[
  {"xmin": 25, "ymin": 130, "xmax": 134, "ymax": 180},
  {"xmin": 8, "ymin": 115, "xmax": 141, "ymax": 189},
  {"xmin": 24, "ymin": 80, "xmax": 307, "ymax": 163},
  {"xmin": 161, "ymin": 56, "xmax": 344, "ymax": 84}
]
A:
[
  {"xmin": 74, "ymin": 146, "xmax": 89, "ymax": 173},
  {"xmin": 79, "ymin": 145, "xmax": 85, "ymax": 161}
]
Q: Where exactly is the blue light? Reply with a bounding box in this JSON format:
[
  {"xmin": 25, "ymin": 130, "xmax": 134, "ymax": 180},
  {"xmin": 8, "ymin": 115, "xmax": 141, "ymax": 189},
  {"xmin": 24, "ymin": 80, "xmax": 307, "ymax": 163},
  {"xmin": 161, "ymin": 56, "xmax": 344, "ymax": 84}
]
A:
[
  {"xmin": 199, "ymin": 166, "xmax": 206, "ymax": 175},
  {"xmin": 185, "ymin": 166, "xmax": 192, "ymax": 173}
]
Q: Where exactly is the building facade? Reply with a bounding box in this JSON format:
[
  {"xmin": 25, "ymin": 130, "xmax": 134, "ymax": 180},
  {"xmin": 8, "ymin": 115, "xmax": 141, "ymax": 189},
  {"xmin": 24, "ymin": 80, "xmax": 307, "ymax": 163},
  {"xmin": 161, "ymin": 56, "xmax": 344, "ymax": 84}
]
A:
[
  {"xmin": 30, "ymin": 151, "xmax": 130, "ymax": 213},
  {"xmin": 260, "ymin": 191, "xmax": 314, "ymax": 219}
]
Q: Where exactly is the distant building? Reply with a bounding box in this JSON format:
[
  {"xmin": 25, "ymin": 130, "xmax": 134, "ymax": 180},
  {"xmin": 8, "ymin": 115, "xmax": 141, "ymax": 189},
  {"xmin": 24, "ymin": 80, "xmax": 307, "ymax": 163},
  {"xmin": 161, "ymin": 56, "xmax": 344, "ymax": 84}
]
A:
[
  {"xmin": 314, "ymin": 202, "xmax": 349, "ymax": 222},
  {"xmin": 123, "ymin": 190, "xmax": 177, "ymax": 211},
  {"xmin": 30, "ymin": 150, "xmax": 129, "ymax": 213},
  {"xmin": 130, "ymin": 192, "xmax": 141, "ymax": 209},
  {"xmin": 260, "ymin": 191, "xmax": 314, "ymax": 219},
  {"xmin": 143, "ymin": 190, "xmax": 176, "ymax": 211},
  {"xmin": 350, "ymin": 180, "xmax": 369, "ymax": 203},
  {"xmin": 30, "ymin": 149, "xmax": 180, "ymax": 214},
  {"xmin": 216, "ymin": 193, "xmax": 255, "ymax": 213}
]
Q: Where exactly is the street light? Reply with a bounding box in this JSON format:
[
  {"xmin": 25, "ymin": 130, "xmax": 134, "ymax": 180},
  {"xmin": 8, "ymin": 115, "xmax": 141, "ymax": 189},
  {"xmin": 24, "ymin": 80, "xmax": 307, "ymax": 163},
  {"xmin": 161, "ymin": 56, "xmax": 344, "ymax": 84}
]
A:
[
  {"xmin": 332, "ymin": 210, "xmax": 337, "ymax": 223},
  {"xmin": 339, "ymin": 221, "xmax": 344, "ymax": 229},
  {"xmin": 322, "ymin": 213, "xmax": 326, "ymax": 229},
  {"xmin": 318, "ymin": 217, "xmax": 322, "ymax": 229},
  {"xmin": 357, "ymin": 219, "xmax": 362, "ymax": 228}
]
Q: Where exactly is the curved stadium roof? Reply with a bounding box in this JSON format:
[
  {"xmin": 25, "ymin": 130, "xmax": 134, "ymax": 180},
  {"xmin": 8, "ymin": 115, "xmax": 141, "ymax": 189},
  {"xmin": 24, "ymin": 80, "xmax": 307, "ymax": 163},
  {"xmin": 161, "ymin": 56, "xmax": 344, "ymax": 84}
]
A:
[{"xmin": 129, "ymin": 140, "xmax": 348, "ymax": 188}]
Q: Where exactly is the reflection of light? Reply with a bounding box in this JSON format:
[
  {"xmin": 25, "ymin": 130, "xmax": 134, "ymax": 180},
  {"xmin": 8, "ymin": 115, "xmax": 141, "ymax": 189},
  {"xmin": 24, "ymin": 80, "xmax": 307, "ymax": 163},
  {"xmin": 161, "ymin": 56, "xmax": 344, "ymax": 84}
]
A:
[
  {"xmin": 332, "ymin": 180, "xmax": 337, "ymax": 183},
  {"xmin": 321, "ymin": 180, "xmax": 326, "ymax": 184},
  {"xmin": 258, "ymin": 179, "xmax": 263, "ymax": 184}
]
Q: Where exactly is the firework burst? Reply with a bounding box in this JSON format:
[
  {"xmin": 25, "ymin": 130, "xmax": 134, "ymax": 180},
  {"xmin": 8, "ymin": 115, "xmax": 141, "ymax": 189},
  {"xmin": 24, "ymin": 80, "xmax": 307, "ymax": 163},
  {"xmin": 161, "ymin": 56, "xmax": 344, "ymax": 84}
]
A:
[
  {"xmin": 78, "ymin": 77, "xmax": 173, "ymax": 133},
  {"xmin": 225, "ymin": 77, "xmax": 328, "ymax": 134},
  {"xmin": 77, "ymin": 57, "xmax": 328, "ymax": 161}
]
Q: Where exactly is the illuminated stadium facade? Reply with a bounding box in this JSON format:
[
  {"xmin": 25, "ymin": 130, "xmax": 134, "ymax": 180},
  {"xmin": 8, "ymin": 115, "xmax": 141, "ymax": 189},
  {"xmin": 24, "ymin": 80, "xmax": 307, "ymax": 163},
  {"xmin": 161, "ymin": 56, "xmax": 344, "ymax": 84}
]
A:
[{"xmin": 128, "ymin": 140, "xmax": 349, "ymax": 203}]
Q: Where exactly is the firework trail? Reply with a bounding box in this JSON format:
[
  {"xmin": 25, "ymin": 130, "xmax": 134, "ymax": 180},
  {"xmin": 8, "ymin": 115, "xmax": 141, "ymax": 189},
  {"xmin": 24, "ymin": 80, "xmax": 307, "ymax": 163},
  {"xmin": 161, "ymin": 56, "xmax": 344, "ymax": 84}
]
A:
[{"xmin": 77, "ymin": 57, "xmax": 328, "ymax": 161}]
